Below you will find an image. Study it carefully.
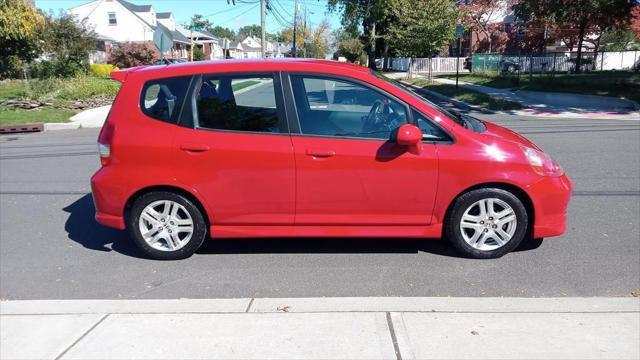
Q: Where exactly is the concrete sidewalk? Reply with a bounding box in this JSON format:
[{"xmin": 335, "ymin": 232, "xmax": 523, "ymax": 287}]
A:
[
  {"xmin": 432, "ymin": 77, "xmax": 640, "ymax": 120},
  {"xmin": 2, "ymin": 297, "xmax": 638, "ymax": 359}
]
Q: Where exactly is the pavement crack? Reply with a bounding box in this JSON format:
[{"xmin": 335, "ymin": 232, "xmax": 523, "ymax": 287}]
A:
[
  {"xmin": 245, "ymin": 298, "xmax": 255, "ymax": 312},
  {"xmin": 386, "ymin": 312, "xmax": 403, "ymax": 360},
  {"xmin": 54, "ymin": 313, "xmax": 109, "ymax": 360}
]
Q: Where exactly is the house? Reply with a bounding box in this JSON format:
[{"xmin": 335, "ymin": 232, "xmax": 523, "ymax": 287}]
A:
[
  {"xmin": 225, "ymin": 36, "xmax": 292, "ymax": 59},
  {"xmin": 69, "ymin": 0, "xmax": 206, "ymax": 61}
]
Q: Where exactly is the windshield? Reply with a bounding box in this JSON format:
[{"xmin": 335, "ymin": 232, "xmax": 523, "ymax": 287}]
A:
[{"xmin": 373, "ymin": 72, "xmax": 486, "ymax": 133}]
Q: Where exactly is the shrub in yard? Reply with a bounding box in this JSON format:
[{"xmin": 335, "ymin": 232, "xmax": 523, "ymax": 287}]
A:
[
  {"xmin": 108, "ymin": 42, "xmax": 160, "ymax": 68},
  {"xmin": 192, "ymin": 46, "xmax": 206, "ymax": 61},
  {"xmin": 90, "ymin": 64, "xmax": 119, "ymax": 78},
  {"xmin": 38, "ymin": 11, "xmax": 97, "ymax": 78}
]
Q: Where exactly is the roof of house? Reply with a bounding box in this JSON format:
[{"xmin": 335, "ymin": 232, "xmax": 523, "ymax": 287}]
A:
[
  {"xmin": 117, "ymin": 0, "xmax": 152, "ymax": 12},
  {"xmin": 156, "ymin": 12, "xmax": 172, "ymax": 19}
]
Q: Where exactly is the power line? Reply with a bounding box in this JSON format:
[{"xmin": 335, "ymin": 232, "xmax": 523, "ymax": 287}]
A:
[{"xmin": 216, "ymin": 3, "xmax": 261, "ymax": 25}]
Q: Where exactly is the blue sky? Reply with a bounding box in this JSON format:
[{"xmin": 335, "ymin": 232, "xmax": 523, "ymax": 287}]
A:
[{"xmin": 35, "ymin": 0, "xmax": 340, "ymax": 33}]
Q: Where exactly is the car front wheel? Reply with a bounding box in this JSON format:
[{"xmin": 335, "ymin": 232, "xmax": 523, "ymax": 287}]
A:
[
  {"xmin": 445, "ymin": 188, "xmax": 528, "ymax": 259},
  {"xmin": 128, "ymin": 191, "xmax": 207, "ymax": 260}
]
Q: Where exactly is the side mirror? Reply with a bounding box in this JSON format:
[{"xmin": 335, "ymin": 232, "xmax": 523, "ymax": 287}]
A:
[{"xmin": 391, "ymin": 124, "xmax": 423, "ymax": 154}]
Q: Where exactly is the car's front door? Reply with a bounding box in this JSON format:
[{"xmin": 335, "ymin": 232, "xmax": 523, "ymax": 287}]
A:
[
  {"xmin": 287, "ymin": 74, "xmax": 439, "ymax": 225},
  {"xmin": 172, "ymin": 73, "xmax": 295, "ymax": 225}
]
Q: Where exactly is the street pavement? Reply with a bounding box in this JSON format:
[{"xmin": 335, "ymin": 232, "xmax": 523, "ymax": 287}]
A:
[{"xmin": 0, "ymin": 112, "xmax": 639, "ymax": 300}]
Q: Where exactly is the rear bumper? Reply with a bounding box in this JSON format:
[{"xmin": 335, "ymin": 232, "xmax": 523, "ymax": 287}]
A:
[
  {"xmin": 91, "ymin": 168, "xmax": 126, "ymax": 230},
  {"xmin": 530, "ymin": 174, "xmax": 573, "ymax": 238}
]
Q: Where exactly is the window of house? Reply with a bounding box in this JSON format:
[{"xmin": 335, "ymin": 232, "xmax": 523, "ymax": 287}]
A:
[
  {"xmin": 140, "ymin": 76, "xmax": 192, "ymax": 124},
  {"xmin": 108, "ymin": 12, "xmax": 117, "ymax": 25},
  {"xmin": 290, "ymin": 76, "xmax": 408, "ymax": 139},
  {"xmin": 194, "ymin": 75, "xmax": 282, "ymax": 133}
]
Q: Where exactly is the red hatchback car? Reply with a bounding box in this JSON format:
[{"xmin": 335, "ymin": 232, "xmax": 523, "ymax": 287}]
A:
[{"xmin": 91, "ymin": 59, "xmax": 572, "ymax": 260}]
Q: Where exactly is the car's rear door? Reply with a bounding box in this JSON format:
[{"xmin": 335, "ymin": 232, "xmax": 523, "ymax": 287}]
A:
[
  {"xmin": 285, "ymin": 73, "xmax": 439, "ymax": 225},
  {"xmin": 172, "ymin": 72, "xmax": 295, "ymax": 225}
]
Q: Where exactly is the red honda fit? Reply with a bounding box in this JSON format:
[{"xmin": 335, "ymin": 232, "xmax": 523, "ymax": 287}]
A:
[{"xmin": 91, "ymin": 59, "xmax": 572, "ymax": 260}]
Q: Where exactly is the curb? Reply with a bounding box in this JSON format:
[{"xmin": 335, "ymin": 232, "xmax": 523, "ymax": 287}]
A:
[{"xmin": 2, "ymin": 297, "xmax": 639, "ymax": 315}]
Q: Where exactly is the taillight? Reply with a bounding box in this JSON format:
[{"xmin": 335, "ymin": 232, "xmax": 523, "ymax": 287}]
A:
[
  {"xmin": 521, "ymin": 145, "xmax": 563, "ymax": 177},
  {"xmin": 97, "ymin": 121, "xmax": 114, "ymax": 166}
]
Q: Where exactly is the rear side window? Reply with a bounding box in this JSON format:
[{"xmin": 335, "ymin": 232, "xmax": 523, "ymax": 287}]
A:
[
  {"xmin": 194, "ymin": 74, "xmax": 284, "ymax": 133},
  {"xmin": 140, "ymin": 76, "xmax": 192, "ymax": 124}
]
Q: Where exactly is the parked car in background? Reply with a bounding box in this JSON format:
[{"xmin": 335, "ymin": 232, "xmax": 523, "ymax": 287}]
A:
[
  {"xmin": 464, "ymin": 56, "xmax": 473, "ymax": 72},
  {"xmin": 499, "ymin": 59, "xmax": 521, "ymax": 73},
  {"xmin": 92, "ymin": 59, "xmax": 572, "ymax": 260},
  {"xmin": 155, "ymin": 58, "xmax": 188, "ymax": 65}
]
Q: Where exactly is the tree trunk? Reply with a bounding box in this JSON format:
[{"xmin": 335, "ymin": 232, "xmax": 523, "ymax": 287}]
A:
[
  {"xmin": 366, "ymin": 21, "xmax": 377, "ymax": 70},
  {"xmin": 382, "ymin": 40, "xmax": 389, "ymax": 71},
  {"xmin": 575, "ymin": 21, "xmax": 587, "ymax": 73}
]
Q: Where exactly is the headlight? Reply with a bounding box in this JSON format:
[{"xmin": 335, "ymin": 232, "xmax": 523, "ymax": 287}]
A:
[{"xmin": 521, "ymin": 145, "xmax": 563, "ymax": 177}]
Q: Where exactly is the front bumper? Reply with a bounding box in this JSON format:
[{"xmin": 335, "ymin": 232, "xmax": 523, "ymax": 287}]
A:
[{"xmin": 530, "ymin": 173, "xmax": 573, "ymax": 238}]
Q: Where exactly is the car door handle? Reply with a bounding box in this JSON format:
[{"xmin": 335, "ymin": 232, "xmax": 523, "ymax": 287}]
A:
[
  {"xmin": 306, "ymin": 148, "xmax": 335, "ymax": 157},
  {"xmin": 180, "ymin": 143, "xmax": 210, "ymax": 152}
]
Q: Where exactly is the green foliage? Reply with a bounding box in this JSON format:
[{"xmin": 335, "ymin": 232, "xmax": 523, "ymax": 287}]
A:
[
  {"xmin": 38, "ymin": 11, "xmax": 97, "ymax": 78},
  {"xmin": 192, "ymin": 46, "xmax": 206, "ymax": 61},
  {"xmin": 386, "ymin": 0, "xmax": 459, "ymax": 58},
  {"xmin": 279, "ymin": 21, "xmax": 330, "ymax": 58},
  {"xmin": 208, "ymin": 25, "xmax": 235, "ymax": 40},
  {"xmin": 89, "ymin": 63, "xmax": 119, "ymax": 78},
  {"xmin": 0, "ymin": 0, "xmax": 45, "ymax": 78},
  {"xmin": 600, "ymin": 29, "xmax": 638, "ymax": 51},
  {"xmin": 0, "ymin": 107, "xmax": 76, "ymax": 125},
  {"xmin": 187, "ymin": 14, "xmax": 212, "ymax": 32},
  {"xmin": 108, "ymin": 42, "xmax": 159, "ymax": 68},
  {"xmin": 0, "ymin": 75, "xmax": 120, "ymax": 103},
  {"xmin": 334, "ymin": 38, "xmax": 365, "ymax": 63},
  {"xmin": 237, "ymin": 24, "xmax": 262, "ymax": 38}
]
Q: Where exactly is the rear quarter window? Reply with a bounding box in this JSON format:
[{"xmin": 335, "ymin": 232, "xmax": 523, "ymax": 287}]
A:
[{"xmin": 140, "ymin": 76, "xmax": 192, "ymax": 124}]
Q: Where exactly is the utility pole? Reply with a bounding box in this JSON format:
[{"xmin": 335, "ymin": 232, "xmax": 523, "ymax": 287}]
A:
[
  {"xmin": 292, "ymin": 0, "xmax": 298, "ymax": 57},
  {"xmin": 260, "ymin": 0, "xmax": 266, "ymax": 58},
  {"xmin": 190, "ymin": 29, "xmax": 194, "ymax": 61}
]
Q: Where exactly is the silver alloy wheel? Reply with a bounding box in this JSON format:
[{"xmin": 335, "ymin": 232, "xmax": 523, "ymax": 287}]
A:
[
  {"xmin": 459, "ymin": 198, "xmax": 517, "ymax": 251},
  {"xmin": 138, "ymin": 200, "xmax": 194, "ymax": 252}
]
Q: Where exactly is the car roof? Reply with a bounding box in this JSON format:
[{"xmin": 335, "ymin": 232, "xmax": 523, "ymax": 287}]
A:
[{"xmin": 124, "ymin": 58, "xmax": 371, "ymax": 80}]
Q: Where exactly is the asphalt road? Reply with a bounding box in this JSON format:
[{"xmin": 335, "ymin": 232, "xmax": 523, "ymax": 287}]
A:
[{"xmin": 1, "ymin": 114, "xmax": 639, "ymax": 300}]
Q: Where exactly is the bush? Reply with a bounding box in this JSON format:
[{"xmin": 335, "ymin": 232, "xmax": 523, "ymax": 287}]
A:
[
  {"xmin": 29, "ymin": 60, "xmax": 86, "ymax": 79},
  {"xmin": 89, "ymin": 63, "xmax": 119, "ymax": 78},
  {"xmin": 192, "ymin": 46, "xmax": 206, "ymax": 61},
  {"xmin": 108, "ymin": 42, "xmax": 159, "ymax": 68}
]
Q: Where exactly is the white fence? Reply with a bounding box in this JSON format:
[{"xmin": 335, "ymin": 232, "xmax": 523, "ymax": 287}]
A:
[
  {"xmin": 385, "ymin": 50, "xmax": 639, "ymax": 74},
  {"xmin": 384, "ymin": 57, "xmax": 466, "ymax": 73}
]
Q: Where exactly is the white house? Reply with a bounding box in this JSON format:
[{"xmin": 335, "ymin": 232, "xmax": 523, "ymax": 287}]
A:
[
  {"xmin": 226, "ymin": 36, "xmax": 291, "ymax": 59},
  {"xmin": 69, "ymin": 0, "xmax": 200, "ymax": 61}
]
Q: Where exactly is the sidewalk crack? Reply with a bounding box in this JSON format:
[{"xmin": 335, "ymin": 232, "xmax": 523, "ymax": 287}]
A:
[
  {"xmin": 245, "ymin": 298, "xmax": 254, "ymax": 313},
  {"xmin": 386, "ymin": 312, "xmax": 402, "ymax": 360},
  {"xmin": 54, "ymin": 313, "xmax": 109, "ymax": 360}
]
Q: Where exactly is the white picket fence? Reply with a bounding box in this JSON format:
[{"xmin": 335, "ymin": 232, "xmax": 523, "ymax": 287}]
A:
[{"xmin": 384, "ymin": 57, "xmax": 466, "ymax": 73}]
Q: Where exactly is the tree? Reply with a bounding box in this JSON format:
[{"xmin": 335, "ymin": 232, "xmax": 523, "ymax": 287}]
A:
[
  {"xmin": 208, "ymin": 26, "xmax": 235, "ymax": 40},
  {"xmin": 0, "ymin": 0, "xmax": 45, "ymax": 78},
  {"xmin": 386, "ymin": 0, "xmax": 459, "ymax": 57},
  {"xmin": 514, "ymin": 0, "xmax": 634, "ymax": 72},
  {"xmin": 334, "ymin": 37, "xmax": 365, "ymax": 63},
  {"xmin": 631, "ymin": 5, "xmax": 640, "ymax": 40},
  {"xmin": 460, "ymin": 0, "xmax": 514, "ymax": 53},
  {"xmin": 187, "ymin": 14, "xmax": 212, "ymax": 32},
  {"xmin": 327, "ymin": 0, "xmax": 392, "ymax": 69},
  {"xmin": 279, "ymin": 20, "xmax": 330, "ymax": 59},
  {"xmin": 38, "ymin": 11, "xmax": 97, "ymax": 77},
  {"xmin": 237, "ymin": 24, "xmax": 262, "ymax": 38},
  {"xmin": 108, "ymin": 42, "xmax": 159, "ymax": 68}
]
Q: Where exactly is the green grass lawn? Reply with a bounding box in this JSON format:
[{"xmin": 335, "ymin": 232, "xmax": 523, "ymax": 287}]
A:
[
  {"xmin": 0, "ymin": 75, "xmax": 120, "ymax": 105},
  {"xmin": 407, "ymin": 79, "xmax": 524, "ymax": 111},
  {"xmin": 441, "ymin": 71, "xmax": 640, "ymax": 102},
  {"xmin": 232, "ymin": 80, "xmax": 260, "ymax": 91},
  {"xmin": 0, "ymin": 108, "xmax": 76, "ymax": 125}
]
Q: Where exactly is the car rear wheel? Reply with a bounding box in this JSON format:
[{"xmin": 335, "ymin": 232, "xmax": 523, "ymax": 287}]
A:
[
  {"xmin": 128, "ymin": 191, "xmax": 207, "ymax": 260},
  {"xmin": 445, "ymin": 188, "xmax": 528, "ymax": 259}
]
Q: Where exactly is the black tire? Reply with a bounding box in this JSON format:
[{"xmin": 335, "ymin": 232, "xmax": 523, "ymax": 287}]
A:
[
  {"xmin": 128, "ymin": 191, "xmax": 207, "ymax": 260},
  {"xmin": 445, "ymin": 188, "xmax": 528, "ymax": 259}
]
